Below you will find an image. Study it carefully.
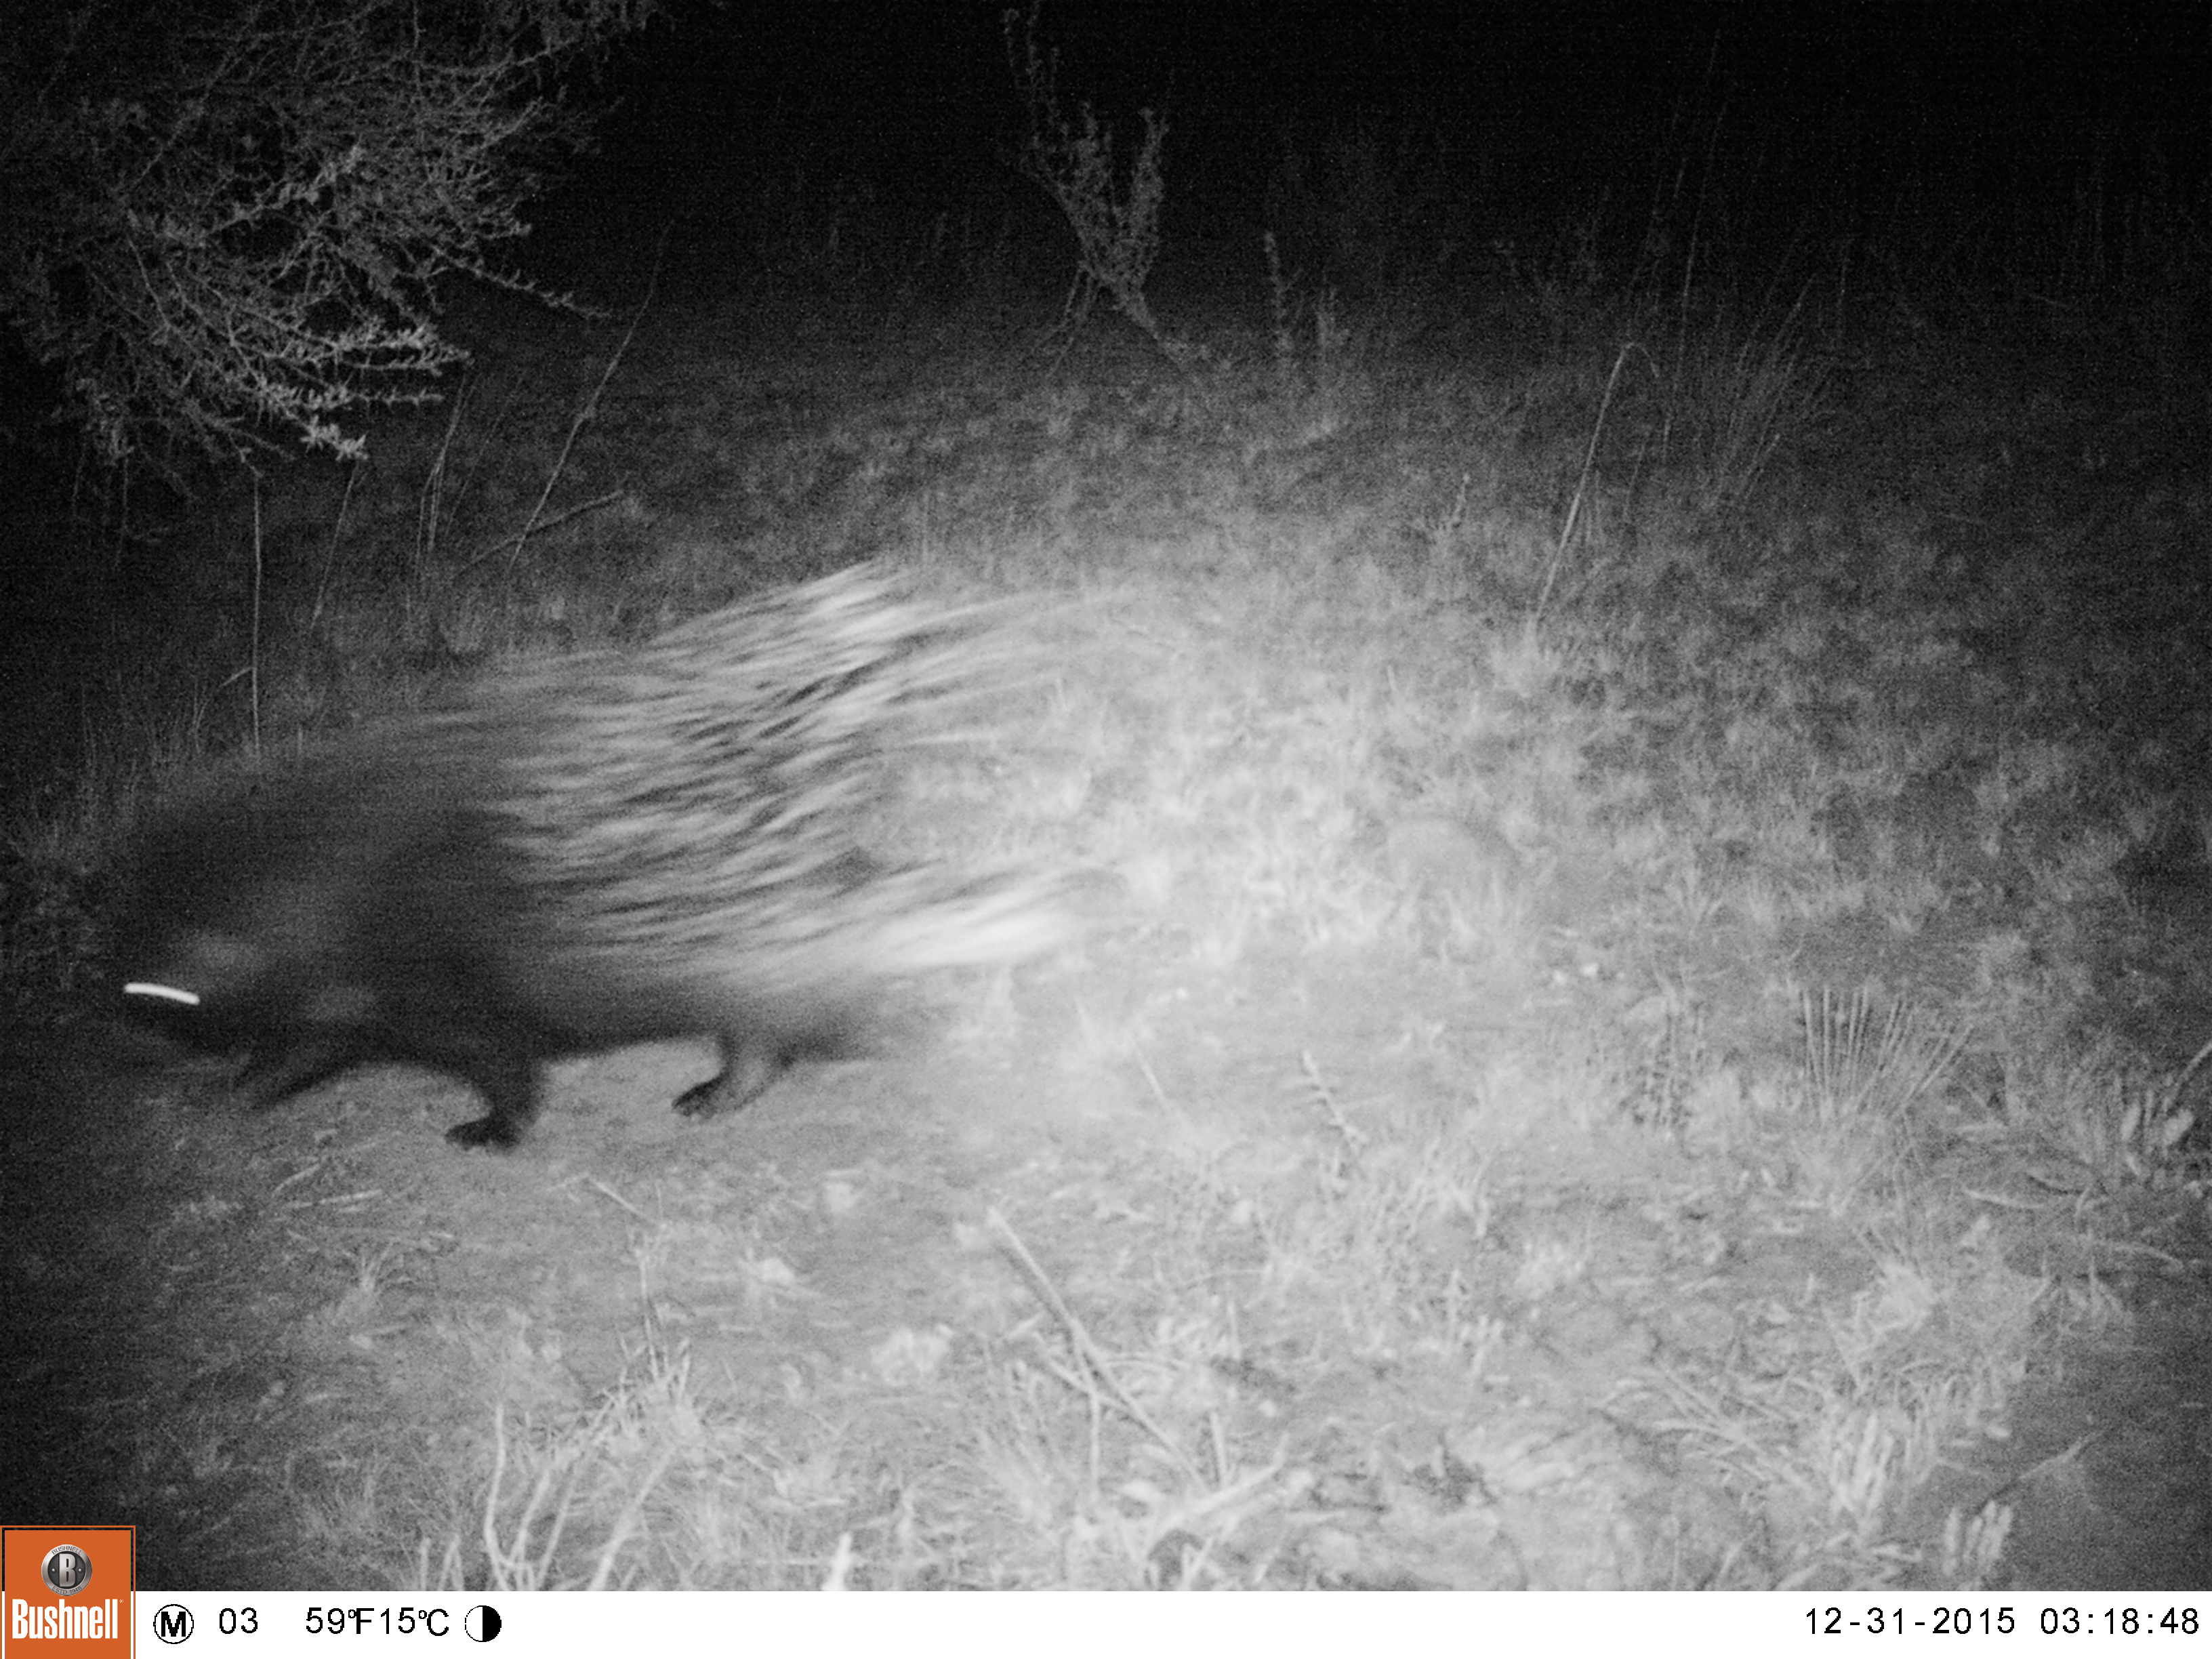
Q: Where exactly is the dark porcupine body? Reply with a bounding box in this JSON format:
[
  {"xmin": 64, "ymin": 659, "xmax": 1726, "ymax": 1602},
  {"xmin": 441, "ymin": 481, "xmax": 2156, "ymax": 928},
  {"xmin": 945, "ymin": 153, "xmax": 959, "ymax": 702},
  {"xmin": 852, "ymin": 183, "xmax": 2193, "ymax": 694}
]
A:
[{"xmin": 115, "ymin": 567, "xmax": 1067, "ymax": 1149}]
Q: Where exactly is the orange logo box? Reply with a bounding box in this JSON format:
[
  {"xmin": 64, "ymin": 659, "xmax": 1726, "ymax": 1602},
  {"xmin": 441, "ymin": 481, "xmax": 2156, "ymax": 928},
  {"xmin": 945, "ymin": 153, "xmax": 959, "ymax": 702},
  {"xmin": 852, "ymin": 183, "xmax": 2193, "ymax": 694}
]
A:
[{"xmin": 1, "ymin": 1529, "xmax": 132, "ymax": 1659}]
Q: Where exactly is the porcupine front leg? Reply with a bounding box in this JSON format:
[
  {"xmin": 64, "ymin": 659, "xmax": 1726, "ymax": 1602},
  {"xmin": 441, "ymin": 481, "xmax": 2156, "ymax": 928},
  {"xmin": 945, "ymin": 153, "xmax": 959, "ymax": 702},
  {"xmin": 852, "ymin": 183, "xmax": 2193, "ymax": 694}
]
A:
[
  {"xmin": 440, "ymin": 1038, "xmax": 542, "ymax": 1149},
  {"xmin": 372, "ymin": 1004, "xmax": 543, "ymax": 1148},
  {"xmin": 230, "ymin": 981, "xmax": 385, "ymax": 1105},
  {"xmin": 235, "ymin": 1033, "xmax": 365, "ymax": 1105}
]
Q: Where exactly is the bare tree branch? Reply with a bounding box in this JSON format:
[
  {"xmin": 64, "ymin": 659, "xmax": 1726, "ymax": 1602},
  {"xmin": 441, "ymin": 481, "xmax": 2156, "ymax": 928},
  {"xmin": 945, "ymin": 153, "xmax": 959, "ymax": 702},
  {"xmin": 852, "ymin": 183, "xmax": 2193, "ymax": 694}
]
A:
[{"xmin": 0, "ymin": 0, "xmax": 657, "ymax": 470}]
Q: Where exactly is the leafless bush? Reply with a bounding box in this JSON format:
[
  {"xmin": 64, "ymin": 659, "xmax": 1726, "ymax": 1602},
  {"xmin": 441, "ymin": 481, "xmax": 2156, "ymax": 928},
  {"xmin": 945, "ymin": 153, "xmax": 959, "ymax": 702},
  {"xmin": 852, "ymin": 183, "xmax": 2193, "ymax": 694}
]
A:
[
  {"xmin": 0, "ymin": 0, "xmax": 655, "ymax": 472},
  {"xmin": 1003, "ymin": 1, "xmax": 1185, "ymax": 365}
]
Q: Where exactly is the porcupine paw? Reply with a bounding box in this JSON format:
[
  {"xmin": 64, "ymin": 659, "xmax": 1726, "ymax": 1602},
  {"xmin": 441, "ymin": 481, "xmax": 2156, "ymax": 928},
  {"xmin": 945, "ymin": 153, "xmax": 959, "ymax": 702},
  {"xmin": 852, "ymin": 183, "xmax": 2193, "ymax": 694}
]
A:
[
  {"xmin": 445, "ymin": 1114, "xmax": 525, "ymax": 1150},
  {"xmin": 672, "ymin": 1041, "xmax": 789, "ymax": 1120}
]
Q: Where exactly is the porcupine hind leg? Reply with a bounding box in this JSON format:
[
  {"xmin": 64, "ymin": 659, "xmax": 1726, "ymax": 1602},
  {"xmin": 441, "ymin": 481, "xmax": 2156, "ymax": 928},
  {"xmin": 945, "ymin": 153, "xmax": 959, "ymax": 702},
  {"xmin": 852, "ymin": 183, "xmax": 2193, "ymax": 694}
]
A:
[
  {"xmin": 672, "ymin": 1035, "xmax": 792, "ymax": 1120},
  {"xmin": 672, "ymin": 1000, "xmax": 869, "ymax": 1121}
]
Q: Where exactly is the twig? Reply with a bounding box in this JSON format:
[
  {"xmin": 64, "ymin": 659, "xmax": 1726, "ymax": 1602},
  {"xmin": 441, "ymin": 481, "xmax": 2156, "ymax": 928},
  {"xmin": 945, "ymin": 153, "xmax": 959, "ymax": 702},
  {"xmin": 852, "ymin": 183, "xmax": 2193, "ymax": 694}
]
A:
[
  {"xmin": 1532, "ymin": 341, "xmax": 1652, "ymax": 627},
  {"xmin": 498, "ymin": 227, "xmax": 668, "ymax": 577},
  {"xmin": 988, "ymin": 1208, "xmax": 1202, "ymax": 1484},
  {"xmin": 308, "ymin": 457, "xmax": 360, "ymax": 630}
]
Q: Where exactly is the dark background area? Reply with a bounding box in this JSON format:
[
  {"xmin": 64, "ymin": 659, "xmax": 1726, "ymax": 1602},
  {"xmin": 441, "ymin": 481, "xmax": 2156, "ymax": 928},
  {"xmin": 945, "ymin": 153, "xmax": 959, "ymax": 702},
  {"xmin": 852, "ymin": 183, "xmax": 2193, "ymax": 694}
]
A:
[{"xmin": 541, "ymin": 3, "xmax": 2205, "ymax": 252}]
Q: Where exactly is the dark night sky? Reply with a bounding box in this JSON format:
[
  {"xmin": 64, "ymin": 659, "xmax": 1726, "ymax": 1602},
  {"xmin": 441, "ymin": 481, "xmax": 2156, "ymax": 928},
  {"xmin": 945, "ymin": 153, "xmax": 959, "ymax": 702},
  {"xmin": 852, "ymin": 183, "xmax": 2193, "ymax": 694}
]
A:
[
  {"xmin": 602, "ymin": 5, "xmax": 2201, "ymax": 140},
  {"xmin": 559, "ymin": 2, "xmax": 2205, "ymax": 246}
]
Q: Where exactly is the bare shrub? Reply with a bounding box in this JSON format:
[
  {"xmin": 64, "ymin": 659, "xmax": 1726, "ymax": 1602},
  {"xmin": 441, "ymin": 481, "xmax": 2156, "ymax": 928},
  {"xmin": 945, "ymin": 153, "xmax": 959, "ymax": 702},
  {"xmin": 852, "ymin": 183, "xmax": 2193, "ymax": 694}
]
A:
[
  {"xmin": 0, "ymin": 0, "xmax": 656, "ymax": 470},
  {"xmin": 1003, "ymin": 1, "xmax": 1185, "ymax": 365}
]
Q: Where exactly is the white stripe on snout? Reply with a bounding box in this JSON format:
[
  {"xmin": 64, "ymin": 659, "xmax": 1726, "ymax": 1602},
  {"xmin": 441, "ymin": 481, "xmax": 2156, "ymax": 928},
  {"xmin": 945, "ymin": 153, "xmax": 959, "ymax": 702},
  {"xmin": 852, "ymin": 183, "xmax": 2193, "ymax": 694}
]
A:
[{"xmin": 123, "ymin": 982, "xmax": 203, "ymax": 1007}]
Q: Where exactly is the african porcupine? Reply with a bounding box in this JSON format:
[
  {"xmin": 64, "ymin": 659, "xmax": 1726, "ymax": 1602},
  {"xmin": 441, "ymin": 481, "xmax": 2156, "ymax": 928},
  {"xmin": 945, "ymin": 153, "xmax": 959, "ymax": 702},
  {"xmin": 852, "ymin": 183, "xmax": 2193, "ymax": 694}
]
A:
[{"xmin": 115, "ymin": 565, "xmax": 1070, "ymax": 1149}]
